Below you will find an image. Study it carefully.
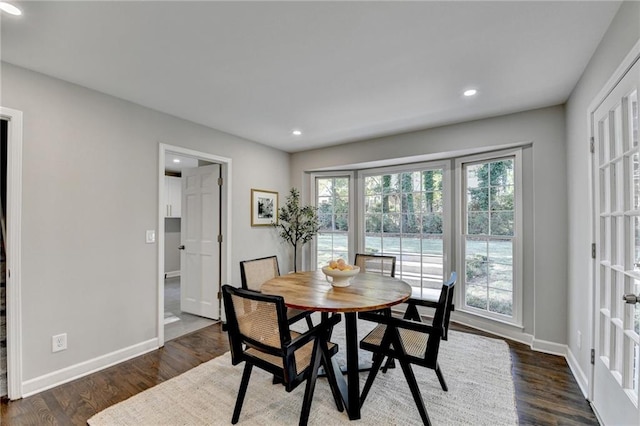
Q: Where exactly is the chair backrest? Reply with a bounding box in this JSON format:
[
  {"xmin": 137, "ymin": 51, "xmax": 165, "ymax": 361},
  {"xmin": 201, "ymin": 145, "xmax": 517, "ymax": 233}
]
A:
[
  {"xmin": 354, "ymin": 253, "xmax": 396, "ymax": 277},
  {"xmin": 239, "ymin": 255, "xmax": 280, "ymax": 291},
  {"xmin": 441, "ymin": 272, "xmax": 456, "ymax": 340},
  {"xmin": 222, "ymin": 285, "xmax": 290, "ymax": 365},
  {"xmin": 425, "ymin": 272, "xmax": 456, "ymax": 361}
]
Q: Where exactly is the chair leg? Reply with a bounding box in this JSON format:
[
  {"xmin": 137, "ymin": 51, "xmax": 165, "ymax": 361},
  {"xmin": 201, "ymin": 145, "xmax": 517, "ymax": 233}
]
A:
[
  {"xmin": 321, "ymin": 344, "xmax": 344, "ymax": 412},
  {"xmin": 305, "ymin": 315, "xmax": 314, "ymax": 329},
  {"xmin": 398, "ymin": 359, "xmax": 431, "ymax": 426},
  {"xmin": 434, "ymin": 362, "xmax": 448, "ymax": 392},
  {"xmin": 362, "ymin": 327, "xmax": 396, "ymax": 405},
  {"xmin": 360, "ymin": 351, "xmax": 386, "ymax": 406},
  {"xmin": 381, "ymin": 356, "xmax": 396, "ymax": 373},
  {"xmin": 380, "ymin": 309, "xmax": 396, "ymax": 373},
  {"xmin": 299, "ymin": 342, "xmax": 323, "ymax": 426},
  {"xmin": 403, "ymin": 304, "xmax": 422, "ymax": 322},
  {"xmin": 320, "ymin": 312, "xmax": 337, "ymax": 340},
  {"xmin": 232, "ymin": 363, "xmax": 253, "ymax": 424}
]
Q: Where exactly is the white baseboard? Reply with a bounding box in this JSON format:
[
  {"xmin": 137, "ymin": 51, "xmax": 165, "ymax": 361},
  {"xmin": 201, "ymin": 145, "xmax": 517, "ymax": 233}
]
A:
[
  {"xmin": 165, "ymin": 271, "xmax": 180, "ymax": 278},
  {"xmin": 451, "ymin": 311, "xmax": 534, "ymax": 347},
  {"xmin": 566, "ymin": 348, "xmax": 590, "ymax": 399},
  {"xmin": 531, "ymin": 338, "xmax": 567, "ymax": 357},
  {"xmin": 21, "ymin": 338, "xmax": 159, "ymax": 397}
]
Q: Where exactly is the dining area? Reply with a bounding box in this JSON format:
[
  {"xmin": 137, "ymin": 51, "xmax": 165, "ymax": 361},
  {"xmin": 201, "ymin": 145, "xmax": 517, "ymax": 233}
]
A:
[
  {"xmin": 223, "ymin": 254, "xmax": 458, "ymax": 425},
  {"xmin": 81, "ymin": 251, "xmax": 523, "ymax": 426}
]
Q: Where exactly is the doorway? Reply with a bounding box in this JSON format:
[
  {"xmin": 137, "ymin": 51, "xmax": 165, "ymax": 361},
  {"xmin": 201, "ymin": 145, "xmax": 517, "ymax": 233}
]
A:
[
  {"xmin": 163, "ymin": 154, "xmax": 217, "ymax": 341},
  {"xmin": 157, "ymin": 144, "xmax": 232, "ymax": 346},
  {"xmin": 1, "ymin": 107, "xmax": 23, "ymax": 400}
]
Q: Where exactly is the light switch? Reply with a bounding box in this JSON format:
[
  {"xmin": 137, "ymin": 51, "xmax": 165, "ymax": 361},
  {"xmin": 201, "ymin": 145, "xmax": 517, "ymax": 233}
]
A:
[{"xmin": 146, "ymin": 230, "xmax": 156, "ymax": 244}]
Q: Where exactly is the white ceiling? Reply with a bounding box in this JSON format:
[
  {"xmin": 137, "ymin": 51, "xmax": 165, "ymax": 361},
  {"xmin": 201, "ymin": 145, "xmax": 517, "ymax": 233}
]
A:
[{"xmin": 1, "ymin": 1, "xmax": 622, "ymax": 153}]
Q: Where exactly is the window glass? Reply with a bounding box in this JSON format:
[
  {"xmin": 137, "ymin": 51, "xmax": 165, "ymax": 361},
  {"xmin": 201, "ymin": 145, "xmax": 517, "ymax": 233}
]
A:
[
  {"xmin": 363, "ymin": 167, "xmax": 445, "ymax": 292},
  {"xmin": 463, "ymin": 157, "xmax": 516, "ymax": 318},
  {"xmin": 316, "ymin": 177, "xmax": 349, "ymax": 267}
]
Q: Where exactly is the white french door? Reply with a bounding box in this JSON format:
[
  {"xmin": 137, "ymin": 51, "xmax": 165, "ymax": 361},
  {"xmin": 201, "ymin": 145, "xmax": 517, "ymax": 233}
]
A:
[
  {"xmin": 591, "ymin": 57, "xmax": 640, "ymax": 426},
  {"xmin": 180, "ymin": 164, "xmax": 221, "ymax": 319}
]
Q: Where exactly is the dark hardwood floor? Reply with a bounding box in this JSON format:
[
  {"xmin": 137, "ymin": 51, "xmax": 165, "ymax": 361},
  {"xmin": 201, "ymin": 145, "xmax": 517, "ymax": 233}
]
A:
[{"xmin": 1, "ymin": 322, "xmax": 598, "ymax": 425}]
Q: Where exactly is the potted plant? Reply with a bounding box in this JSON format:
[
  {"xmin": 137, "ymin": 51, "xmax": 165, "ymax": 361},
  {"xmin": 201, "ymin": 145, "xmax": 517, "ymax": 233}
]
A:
[{"xmin": 272, "ymin": 188, "xmax": 319, "ymax": 272}]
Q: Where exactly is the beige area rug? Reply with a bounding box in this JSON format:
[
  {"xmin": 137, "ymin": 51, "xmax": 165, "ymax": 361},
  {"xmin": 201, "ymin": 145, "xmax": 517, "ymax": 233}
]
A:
[{"xmin": 89, "ymin": 318, "xmax": 518, "ymax": 425}]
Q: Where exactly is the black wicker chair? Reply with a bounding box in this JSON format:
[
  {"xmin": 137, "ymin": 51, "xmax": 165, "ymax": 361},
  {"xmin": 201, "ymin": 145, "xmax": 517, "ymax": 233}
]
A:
[
  {"xmin": 222, "ymin": 285, "xmax": 344, "ymax": 425},
  {"xmin": 358, "ymin": 272, "xmax": 457, "ymax": 425},
  {"xmin": 240, "ymin": 255, "xmax": 314, "ymax": 328}
]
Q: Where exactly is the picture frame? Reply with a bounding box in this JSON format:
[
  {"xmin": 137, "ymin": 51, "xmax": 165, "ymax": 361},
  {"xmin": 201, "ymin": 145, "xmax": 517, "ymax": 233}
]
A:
[{"xmin": 251, "ymin": 189, "xmax": 278, "ymax": 226}]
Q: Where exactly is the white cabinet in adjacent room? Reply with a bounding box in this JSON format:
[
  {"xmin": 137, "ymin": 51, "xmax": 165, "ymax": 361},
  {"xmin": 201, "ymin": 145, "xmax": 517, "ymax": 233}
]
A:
[{"xmin": 164, "ymin": 176, "xmax": 182, "ymax": 218}]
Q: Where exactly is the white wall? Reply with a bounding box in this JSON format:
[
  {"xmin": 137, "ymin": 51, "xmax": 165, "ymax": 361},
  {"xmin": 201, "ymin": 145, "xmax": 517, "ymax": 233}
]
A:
[
  {"xmin": 291, "ymin": 105, "xmax": 567, "ymax": 348},
  {"xmin": 565, "ymin": 0, "xmax": 640, "ymax": 395},
  {"xmin": 1, "ymin": 62, "xmax": 292, "ymax": 392}
]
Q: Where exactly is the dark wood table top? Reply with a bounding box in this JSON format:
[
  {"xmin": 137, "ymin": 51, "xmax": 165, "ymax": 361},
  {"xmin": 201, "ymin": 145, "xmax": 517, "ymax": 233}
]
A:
[{"xmin": 261, "ymin": 270, "xmax": 412, "ymax": 313}]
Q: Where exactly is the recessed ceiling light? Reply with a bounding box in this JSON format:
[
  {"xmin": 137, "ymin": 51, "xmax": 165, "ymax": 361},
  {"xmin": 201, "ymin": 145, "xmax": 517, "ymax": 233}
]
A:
[
  {"xmin": 292, "ymin": 130, "xmax": 302, "ymax": 136},
  {"xmin": 173, "ymin": 158, "xmax": 181, "ymax": 163},
  {"xmin": 463, "ymin": 89, "xmax": 478, "ymax": 97},
  {"xmin": 0, "ymin": 2, "xmax": 22, "ymax": 16}
]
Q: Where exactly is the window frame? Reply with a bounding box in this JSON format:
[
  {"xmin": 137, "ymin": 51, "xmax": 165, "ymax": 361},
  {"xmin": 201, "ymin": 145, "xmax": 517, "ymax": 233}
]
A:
[
  {"xmin": 310, "ymin": 171, "xmax": 355, "ymax": 268},
  {"xmin": 455, "ymin": 148, "xmax": 524, "ymax": 327},
  {"xmin": 357, "ymin": 160, "xmax": 452, "ymax": 288}
]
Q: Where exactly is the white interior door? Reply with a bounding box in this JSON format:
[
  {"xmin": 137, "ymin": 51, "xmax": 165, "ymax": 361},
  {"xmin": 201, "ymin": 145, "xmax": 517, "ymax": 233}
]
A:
[
  {"xmin": 180, "ymin": 164, "xmax": 221, "ymax": 319},
  {"xmin": 592, "ymin": 58, "xmax": 640, "ymax": 426}
]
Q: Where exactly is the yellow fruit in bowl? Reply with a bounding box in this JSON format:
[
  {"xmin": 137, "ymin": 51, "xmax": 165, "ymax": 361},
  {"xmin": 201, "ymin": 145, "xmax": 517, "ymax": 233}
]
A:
[{"xmin": 326, "ymin": 258, "xmax": 356, "ymax": 272}]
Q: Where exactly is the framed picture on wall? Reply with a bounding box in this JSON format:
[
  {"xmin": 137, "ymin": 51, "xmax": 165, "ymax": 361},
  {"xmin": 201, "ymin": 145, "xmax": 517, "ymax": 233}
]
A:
[{"xmin": 251, "ymin": 189, "xmax": 278, "ymax": 226}]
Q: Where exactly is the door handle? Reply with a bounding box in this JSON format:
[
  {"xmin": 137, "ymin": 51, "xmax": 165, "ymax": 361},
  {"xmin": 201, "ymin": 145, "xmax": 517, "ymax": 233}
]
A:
[
  {"xmin": 622, "ymin": 294, "xmax": 639, "ymax": 304},
  {"xmin": 178, "ymin": 245, "xmax": 185, "ymax": 250}
]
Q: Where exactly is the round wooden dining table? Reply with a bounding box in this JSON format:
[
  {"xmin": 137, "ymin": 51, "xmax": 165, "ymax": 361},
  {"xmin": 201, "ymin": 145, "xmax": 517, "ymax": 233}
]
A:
[{"xmin": 261, "ymin": 269, "xmax": 412, "ymax": 421}]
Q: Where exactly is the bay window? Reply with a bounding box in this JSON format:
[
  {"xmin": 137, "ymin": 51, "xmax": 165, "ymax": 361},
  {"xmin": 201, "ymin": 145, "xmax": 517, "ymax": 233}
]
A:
[{"xmin": 311, "ymin": 148, "xmax": 522, "ymax": 326}]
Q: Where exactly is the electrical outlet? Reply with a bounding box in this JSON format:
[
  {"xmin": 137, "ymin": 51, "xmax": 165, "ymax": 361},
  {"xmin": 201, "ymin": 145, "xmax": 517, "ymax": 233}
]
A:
[{"xmin": 52, "ymin": 333, "xmax": 67, "ymax": 352}]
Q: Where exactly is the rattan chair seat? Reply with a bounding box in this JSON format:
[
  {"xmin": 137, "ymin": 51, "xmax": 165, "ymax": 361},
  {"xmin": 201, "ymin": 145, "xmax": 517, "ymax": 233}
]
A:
[
  {"xmin": 361, "ymin": 324, "xmax": 428, "ymax": 359},
  {"xmin": 247, "ymin": 332, "xmax": 337, "ymax": 375}
]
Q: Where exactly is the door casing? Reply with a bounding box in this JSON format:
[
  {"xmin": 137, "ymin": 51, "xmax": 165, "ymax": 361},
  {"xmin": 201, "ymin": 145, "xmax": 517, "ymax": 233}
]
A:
[
  {"xmin": 2, "ymin": 107, "xmax": 23, "ymax": 400},
  {"xmin": 157, "ymin": 144, "xmax": 232, "ymax": 346}
]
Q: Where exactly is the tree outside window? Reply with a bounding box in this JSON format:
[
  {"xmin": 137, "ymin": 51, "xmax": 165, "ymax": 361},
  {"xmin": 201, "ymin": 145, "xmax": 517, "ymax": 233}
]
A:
[
  {"xmin": 316, "ymin": 177, "xmax": 349, "ymax": 267},
  {"xmin": 464, "ymin": 158, "xmax": 515, "ymax": 317},
  {"xmin": 363, "ymin": 167, "xmax": 445, "ymax": 292}
]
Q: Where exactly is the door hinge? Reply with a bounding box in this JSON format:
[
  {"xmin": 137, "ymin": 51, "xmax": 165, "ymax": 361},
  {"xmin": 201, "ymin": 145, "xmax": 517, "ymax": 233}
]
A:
[
  {"xmin": 591, "ymin": 243, "xmax": 596, "ymax": 259},
  {"xmin": 217, "ymin": 177, "xmax": 223, "ymax": 186},
  {"xmin": 591, "ymin": 348, "xmax": 595, "ymax": 365},
  {"xmin": 590, "ymin": 137, "xmax": 595, "ymax": 154},
  {"xmin": 217, "ymin": 234, "xmax": 223, "ymax": 243},
  {"xmin": 217, "ymin": 291, "xmax": 222, "ymax": 300}
]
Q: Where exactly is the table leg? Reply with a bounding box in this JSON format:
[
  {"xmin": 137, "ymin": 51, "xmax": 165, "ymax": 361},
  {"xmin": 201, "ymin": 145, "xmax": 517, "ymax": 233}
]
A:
[{"xmin": 344, "ymin": 312, "xmax": 361, "ymax": 420}]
